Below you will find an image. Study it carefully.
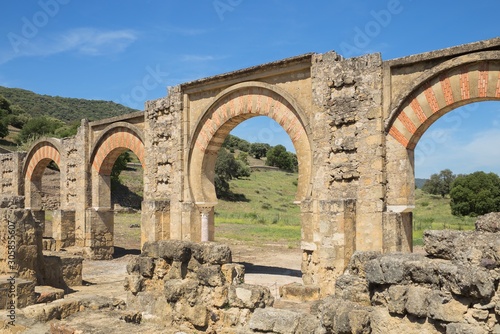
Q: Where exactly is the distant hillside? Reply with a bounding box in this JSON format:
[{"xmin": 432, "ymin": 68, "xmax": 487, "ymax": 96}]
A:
[
  {"xmin": 0, "ymin": 86, "xmax": 139, "ymax": 122},
  {"xmin": 415, "ymin": 178, "xmax": 428, "ymax": 189}
]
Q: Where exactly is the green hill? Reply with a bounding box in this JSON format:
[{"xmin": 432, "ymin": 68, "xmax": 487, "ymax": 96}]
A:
[{"xmin": 0, "ymin": 86, "xmax": 138, "ymax": 122}]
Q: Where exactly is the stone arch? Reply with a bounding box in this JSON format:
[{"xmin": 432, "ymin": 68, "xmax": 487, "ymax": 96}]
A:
[
  {"xmin": 90, "ymin": 122, "xmax": 145, "ymax": 176},
  {"xmin": 24, "ymin": 138, "xmax": 62, "ymax": 182},
  {"xmin": 387, "ymin": 52, "xmax": 500, "ymax": 149},
  {"xmin": 188, "ymin": 81, "xmax": 313, "ymax": 206},
  {"xmin": 23, "ymin": 138, "xmax": 62, "ymax": 209},
  {"xmin": 87, "ymin": 123, "xmax": 146, "ymax": 259}
]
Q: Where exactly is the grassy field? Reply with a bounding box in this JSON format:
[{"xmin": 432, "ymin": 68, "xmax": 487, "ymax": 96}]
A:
[
  {"xmin": 110, "ymin": 169, "xmax": 477, "ymax": 249},
  {"xmin": 214, "ymin": 170, "xmax": 301, "ymax": 246},
  {"xmin": 413, "ymin": 188, "xmax": 475, "ymax": 245}
]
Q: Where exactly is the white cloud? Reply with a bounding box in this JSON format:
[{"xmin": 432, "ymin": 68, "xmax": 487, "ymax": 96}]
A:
[
  {"xmin": 461, "ymin": 129, "xmax": 500, "ymax": 172},
  {"xmin": 415, "ymin": 128, "xmax": 500, "ymax": 178},
  {"xmin": 0, "ymin": 28, "xmax": 138, "ymax": 64}
]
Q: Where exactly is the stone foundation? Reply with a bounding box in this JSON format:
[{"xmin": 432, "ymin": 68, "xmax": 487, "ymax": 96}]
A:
[
  {"xmin": 43, "ymin": 252, "xmax": 83, "ymax": 291},
  {"xmin": 125, "ymin": 240, "xmax": 273, "ymax": 333}
]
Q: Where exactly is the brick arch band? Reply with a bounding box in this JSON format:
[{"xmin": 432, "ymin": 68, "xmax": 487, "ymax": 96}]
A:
[
  {"xmin": 189, "ymin": 81, "xmax": 312, "ymax": 204},
  {"xmin": 91, "ymin": 124, "xmax": 145, "ymax": 175},
  {"xmin": 24, "ymin": 139, "xmax": 62, "ymax": 181},
  {"xmin": 388, "ymin": 58, "xmax": 500, "ymax": 149}
]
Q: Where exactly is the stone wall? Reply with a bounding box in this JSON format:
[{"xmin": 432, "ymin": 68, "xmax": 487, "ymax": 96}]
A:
[
  {"xmin": 125, "ymin": 240, "xmax": 273, "ymax": 333},
  {"xmin": 237, "ymin": 213, "xmax": 500, "ymax": 334},
  {"xmin": 0, "ymin": 153, "xmax": 25, "ymax": 197}
]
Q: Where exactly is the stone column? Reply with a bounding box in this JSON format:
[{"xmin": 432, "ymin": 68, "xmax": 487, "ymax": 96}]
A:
[{"xmin": 196, "ymin": 203, "xmax": 216, "ymax": 242}]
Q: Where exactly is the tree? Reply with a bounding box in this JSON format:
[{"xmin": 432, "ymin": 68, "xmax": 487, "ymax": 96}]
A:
[
  {"xmin": 450, "ymin": 171, "xmax": 500, "ymax": 216},
  {"xmin": 422, "ymin": 169, "xmax": 456, "ymax": 198},
  {"xmin": 222, "ymin": 134, "xmax": 251, "ymax": 153},
  {"xmin": 16, "ymin": 116, "xmax": 64, "ymax": 143},
  {"xmin": 111, "ymin": 151, "xmax": 132, "ymax": 184},
  {"xmin": 0, "ymin": 95, "xmax": 11, "ymax": 138},
  {"xmin": 214, "ymin": 148, "xmax": 250, "ymax": 198},
  {"xmin": 266, "ymin": 145, "xmax": 296, "ymax": 172},
  {"xmin": 250, "ymin": 143, "xmax": 271, "ymax": 159}
]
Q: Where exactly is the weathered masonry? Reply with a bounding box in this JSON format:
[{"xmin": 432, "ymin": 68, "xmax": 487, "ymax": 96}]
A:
[{"xmin": 1, "ymin": 37, "xmax": 499, "ymax": 294}]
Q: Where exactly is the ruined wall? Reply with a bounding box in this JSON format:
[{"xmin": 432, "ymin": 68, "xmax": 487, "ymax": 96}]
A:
[
  {"xmin": 125, "ymin": 240, "xmax": 273, "ymax": 333},
  {"xmin": 304, "ymin": 51, "xmax": 385, "ymax": 295},
  {"xmin": 0, "ymin": 152, "xmax": 25, "ymax": 197}
]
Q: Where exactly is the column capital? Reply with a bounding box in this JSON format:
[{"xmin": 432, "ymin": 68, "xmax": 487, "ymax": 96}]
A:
[{"xmin": 195, "ymin": 202, "xmax": 218, "ymax": 213}]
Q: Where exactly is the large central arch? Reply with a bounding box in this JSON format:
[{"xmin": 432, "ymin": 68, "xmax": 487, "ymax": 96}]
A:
[{"xmin": 188, "ymin": 81, "xmax": 313, "ymax": 240}]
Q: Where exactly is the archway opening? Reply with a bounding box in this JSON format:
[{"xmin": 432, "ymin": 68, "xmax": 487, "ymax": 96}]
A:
[
  {"xmin": 40, "ymin": 161, "xmax": 60, "ymax": 239},
  {"xmin": 89, "ymin": 125, "xmax": 145, "ymax": 259},
  {"xmin": 111, "ymin": 150, "xmax": 143, "ymax": 256},
  {"xmin": 214, "ymin": 117, "xmax": 302, "ymax": 289},
  {"xmin": 413, "ymin": 101, "xmax": 500, "ymax": 245}
]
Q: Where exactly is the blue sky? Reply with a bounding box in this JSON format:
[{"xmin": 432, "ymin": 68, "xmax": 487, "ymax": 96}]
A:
[{"xmin": 0, "ymin": 0, "xmax": 499, "ymax": 178}]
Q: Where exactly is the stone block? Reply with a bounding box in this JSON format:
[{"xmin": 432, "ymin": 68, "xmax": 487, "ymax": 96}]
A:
[
  {"xmin": 439, "ymin": 263, "xmax": 494, "ymax": 299},
  {"xmin": 163, "ymin": 279, "xmax": 199, "ymax": 304},
  {"xmin": 177, "ymin": 302, "xmax": 208, "ymax": 328},
  {"xmin": 386, "ymin": 285, "xmax": 408, "ymax": 315},
  {"xmin": 221, "ymin": 263, "xmax": 245, "ymax": 285},
  {"xmin": 228, "ymin": 284, "xmax": 274, "ymax": 309},
  {"xmin": 43, "ymin": 253, "xmax": 83, "ymax": 289},
  {"xmin": 157, "ymin": 240, "xmax": 192, "ymax": 262},
  {"xmin": 52, "ymin": 210, "xmax": 76, "ymax": 250},
  {"xmin": 166, "ymin": 261, "xmax": 187, "ymax": 279},
  {"xmin": 197, "ymin": 265, "xmax": 225, "ymax": 287},
  {"xmin": 446, "ymin": 323, "xmax": 487, "ymax": 334},
  {"xmin": 405, "ymin": 286, "xmax": 430, "ymax": 318},
  {"xmin": 335, "ymin": 275, "xmax": 369, "ymax": 305},
  {"xmin": 346, "ymin": 251, "xmax": 380, "ymax": 278},
  {"xmin": 315, "ymin": 296, "xmax": 370, "ymax": 334},
  {"xmin": 475, "ymin": 212, "xmax": 500, "ymax": 232},
  {"xmin": 427, "ymin": 291, "xmax": 468, "ymax": 323},
  {"xmin": 35, "ymin": 285, "xmax": 65, "ymax": 304},
  {"xmin": 280, "ymin": 282, "xmax": 321, "ymax": 302},
  {"xmin": 200, "ymin": 242, "xmax": 232, "ymax": 265},
  {"xmin": 248, "ymin": 308, "xmax": 300, "ymax": 334},
  {"xmin": 424, "ymin": 230, "xmax": 500, "ymax": 268},
  {"xmin": 138, "ymin": 256, "xmax": 154, "ymax": 278}
]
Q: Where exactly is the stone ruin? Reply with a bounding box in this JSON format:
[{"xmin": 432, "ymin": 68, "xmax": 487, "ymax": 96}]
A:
[{"xmin": 3, "ymin": 210, "xmax": 500, "ymax": 333}]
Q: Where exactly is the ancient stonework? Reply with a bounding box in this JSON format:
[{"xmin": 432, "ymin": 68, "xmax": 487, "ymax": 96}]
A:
[
  {"xmin": 125, "ymin": 240, "xmax": 273, "ymax": 333},
  {"xmin": 0, "ymin": 37, "xmax": 499, "ymax": 297}
]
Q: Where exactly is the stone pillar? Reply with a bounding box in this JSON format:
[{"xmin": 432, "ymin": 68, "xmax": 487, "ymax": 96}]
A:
[
  {"xmin": 75, "ymin": 119, "xmax": 90, "ymax": 247},
  {"xmin": 84, "ymin": 207, "xmax": 114, "ymax": 260},
  {"xmin": 0, "ymin": 208, "xmax": 44, "ymax": 284},
  {"xmin": 196, "ymin": 203, "xmax": 216, "ymax": 242},
  {"xmin": 141, "ymin": 200, "xmax": 170, "ymax": 246},
  {"xmin": 301, "ymin": 199, "xmax": 356, "ymax": 296},
  {"xmin": 52, "ymin": 210, "xmax": 76, "ymax": 250},
  {"xmin": 383, "ymin": 210, "xmax": 413, "ymax": 253}
]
